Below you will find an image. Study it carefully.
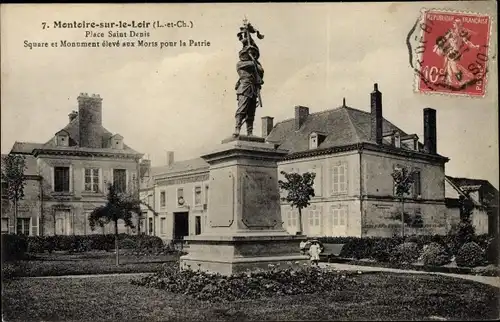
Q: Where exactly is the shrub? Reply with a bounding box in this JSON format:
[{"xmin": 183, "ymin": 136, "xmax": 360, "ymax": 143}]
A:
[
  {"xmin": 132, "ymin": 263, "xmax": 357, "ymax": 302},
  {"xmin": 120, "ymin": 238, "xmax": 137, "ymax": 249},
  {"xmin": 472, "ymin": 264, "xmax": 500, "ymax": 277},
  {"xmin": 389, "ymin": 242, "xmax": 420, "ymax": 264},
  {"xmin": 28, "ymin": 236, "xmax": 46, "ymax": 253},
  {"xmin": 485, "ymin": 237, "xmax": 499, "ymax": 265},
  {"xmin": 420, "ymin": 242, "xmax": 451, "ymax": 266},
  {"xmin": 448, "ymin": 222, "xmax": 476, "ymax": 254},
  {"xmin": 1, "ymin": 234, "xmax": 28, "ymax": 261},
  {"xmin": 456, "ymin": 242, "xmax": 486, "ymax": 268}
]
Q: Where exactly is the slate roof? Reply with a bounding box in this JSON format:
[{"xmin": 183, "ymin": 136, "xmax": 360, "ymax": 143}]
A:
[
  {"xmin": 151, "ymin": 158, "xmax": 209, "ymax": 177},
  {"xmin": 266, "ymin": 105, "xmax": 429, "ymax": 155},
  {"xmin": 10, "ymin": 115, "xmax": 141, "ymax": 156},
  {"xmin": 446, "ymin": 176, "xmax": 495, "ymax": 191}
]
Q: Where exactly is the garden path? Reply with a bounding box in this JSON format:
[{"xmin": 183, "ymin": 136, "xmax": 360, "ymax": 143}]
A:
[{"xmin": 320, "ymin": 263, "xmax": 500, "ymax": 288}]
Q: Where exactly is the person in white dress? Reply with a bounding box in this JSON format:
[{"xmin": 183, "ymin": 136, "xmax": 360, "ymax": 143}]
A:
[{"xmin": 308, "ymin": 241, "xmax": 321, "ymax": 266}]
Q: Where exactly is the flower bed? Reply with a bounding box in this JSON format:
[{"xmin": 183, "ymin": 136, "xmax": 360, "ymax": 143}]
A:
[{"xmin": 132, "ymin": 262, "xmax": 359, "ymax": 302}]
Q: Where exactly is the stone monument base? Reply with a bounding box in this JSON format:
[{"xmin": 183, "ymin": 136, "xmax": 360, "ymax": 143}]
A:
[
  {"xmin": 180, "ymin": 232, "xmax": 309, "ymax": 276},
  {"xmin": 179, "ymin": 135, "xmax": 309, "ymax": 276}
]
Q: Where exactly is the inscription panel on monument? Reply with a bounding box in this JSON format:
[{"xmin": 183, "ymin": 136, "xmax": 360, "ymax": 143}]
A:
[
  {"xmin": 209, "ymin": 170, "xmax": 235, "ymax": 227},
  {"xmin": 241, "ymin": 169, "xmax": 281, "ymax": 228}
]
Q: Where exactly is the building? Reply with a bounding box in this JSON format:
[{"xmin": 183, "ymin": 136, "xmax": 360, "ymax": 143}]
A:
[
  {"xmin": 268, "ymin": 84, "xmax": 449, "ymax": 237},
  {"xmin": 150, "ymin": 156, "xmax": 210, "ymax": 240},
  {"xmin": 145, "ymin": 84, "xmax": 459, "ymax": 240},
  {"xmin": 1, "ymin": 93, "xmax": 143, "ymax": 236},
  {"xmin": 445, "ymin": 176, "xmax": 499, "ymax": 236}
]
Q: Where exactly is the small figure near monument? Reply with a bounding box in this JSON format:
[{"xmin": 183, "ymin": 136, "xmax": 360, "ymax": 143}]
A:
[{"xmin": 233, "ymin": 18, "xmax": 265, "ymax": 137}]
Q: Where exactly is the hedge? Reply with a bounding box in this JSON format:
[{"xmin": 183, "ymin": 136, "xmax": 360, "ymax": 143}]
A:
[
  {"xmin": 1, "ymin": 234, "xmax": 28, "ymax": 261},
  {"xmin": 317, "ymin": 234, "xmax": 493, "ymax": 262},
  {"xmin": 26, "ymin": 234, "xmax": 165, "ymax": 253}
]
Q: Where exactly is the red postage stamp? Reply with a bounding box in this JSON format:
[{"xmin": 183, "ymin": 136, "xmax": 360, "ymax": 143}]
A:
[{"xmin": 411, "ymin": 9, "xmax": 492, "ymax": 97}]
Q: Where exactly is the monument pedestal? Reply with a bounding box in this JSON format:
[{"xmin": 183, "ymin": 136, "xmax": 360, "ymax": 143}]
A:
[{"xmin": 180, "ymin": 135, "xmax": 308, "ymax": 275}]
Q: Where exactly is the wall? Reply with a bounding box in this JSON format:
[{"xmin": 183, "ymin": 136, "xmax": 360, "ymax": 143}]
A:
[
  {"xmin": 361, "ymin": 150, "xmax": 447, "ymax": 237},
  {"xmin": 279, "ymin": 151, "xmax": 362, "ymax": 237},
  {"xmin": 37, "ymin": 154, "xmax": 139, "ymax": 236},
  {"xmin": 154, "ymin": 171, "xmax": 209, "ymax": 240}
]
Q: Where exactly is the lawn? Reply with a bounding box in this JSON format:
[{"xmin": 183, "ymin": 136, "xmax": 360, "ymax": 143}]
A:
[
  {"xmin": 2, "ymin": 272, "xmax": 498, "ymax": 321},
  {"xmin": 2, "ymin": 251, "xmax": 180, "ymax": 277}
]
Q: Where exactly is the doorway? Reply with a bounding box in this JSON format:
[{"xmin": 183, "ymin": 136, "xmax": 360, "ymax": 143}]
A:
[
  {"xmin": 174, "ymin": 212, "xmax": 189, "ymax": 239},
  {"xmin": 195, "ymin": 216, "xmax": 201, "ymax": 235}
]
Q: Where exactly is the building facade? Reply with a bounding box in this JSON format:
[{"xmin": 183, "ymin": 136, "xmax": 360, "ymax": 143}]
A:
[
  {"xmin": 143, "ymin": 84, "xmax": 470, "ymax": 240},
  {"xmin": 445, "ymin": 176, "xmax": 499, "ymax": 236},
  {"xmin": 1, "ymin": 93, "xmax": 143, "ymax": 236},
  {"xmin": 140, "ymin": 156, "xmax": 209, "ymax": 240},
  {"xmin": 269, "ymin": 84, "xmax": 449, "ymax": 237}
]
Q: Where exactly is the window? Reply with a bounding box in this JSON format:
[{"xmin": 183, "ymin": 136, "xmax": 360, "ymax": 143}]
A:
[
  {"xmin": 204, "ymin": 185, "xmax": 209, "ymax": 205},
  {"xmin": 1, "ymin": 218, "xmax": 9, "ymax": 234},
  {"xmin": 308, "ymin": 166, "xmax": 322, "ymax": 196},
  {"xmin": 1, "ymin": 181, "xmax": 8, "ymax": 199},
  {"xmin": 54, "ymin": 167, "xmax": 70, "ymax": 192},
  {"xmin": 309, "ymin": 133, "xmax": 318, "ymax": 149},
  {"xmin": 326, "ymin": 205, "xmax": 348, "ymax": 236},
  {"xmin": 413, "ymin": 171, "xmax": 422, "ymax": 197},
  {"xmin": 84, "ymin": 168, "xmax": 100, "ymax": 192},
  {"xmin": 160, "ymin": 191, "xmax": 166, "ymax": 208},
  {"xmin": 148, "ymin": 217, "xmax": 153, "ymax": 235},
  {"xmin": 194, "ymin": 186, "xmax": 202, "ymax": 206},
  {"xmin": 331, "ymin": 163, "xmax": 347, "ymax": 195},
  {"xmin": 113, "ymin": 169, "xmax": 127, "ymax": 193},
  {"xmin": 17, "ymin": 218, "xmax": 30, "ymax": 235},
  {"xmin": 287, "ymin": 209, "xmax": 298, "ymax": 229},
  {"xmin": 177, "ymin": 188, "xmax": 184, "ymax": 206},
  {"xmin": 195, "ymin": 216, "xmax": 201, "ymax": 235},
  {"xmin": 160, "ymin": 217, "xmax": 166, "ymax": 235},
  {"xmin": 308, "ymin": 206, "xmax": 321, "ymax": 236}
]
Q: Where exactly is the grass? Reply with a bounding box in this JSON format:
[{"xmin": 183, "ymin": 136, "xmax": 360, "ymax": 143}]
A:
[
  {"xmin": 2, "ymin": 251, "xmax": 180, "ymax": 277},
  {"xmin": 2, "ymin": 271, "xmax": 498, "ymax": 321}
]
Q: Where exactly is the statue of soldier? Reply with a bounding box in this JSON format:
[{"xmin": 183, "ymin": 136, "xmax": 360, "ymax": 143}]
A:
[{"xmin": 233, "ymin": 19, "xmax": 265, "ymax": 137}]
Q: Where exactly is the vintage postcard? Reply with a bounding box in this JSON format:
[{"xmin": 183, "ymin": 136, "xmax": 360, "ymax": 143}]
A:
[{"xmin": 1, "ymin": 2, "xmax": 498, "ymax": 321}]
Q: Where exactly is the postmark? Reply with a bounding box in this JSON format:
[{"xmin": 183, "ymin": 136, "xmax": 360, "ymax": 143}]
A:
[{"xmin": 407, "ymin": 8, "xmax": 492, "ymax": 97}]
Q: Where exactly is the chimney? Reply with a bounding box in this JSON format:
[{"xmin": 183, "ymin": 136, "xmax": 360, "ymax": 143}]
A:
[
  {"xmin": 78, "ymin": 93, "xmax": 103, "ymax": 148},
  {"xmin": 370, "ymin": 83, "xmax": 383, "ymax": 145},
  {"xmin": 68, "ymin": 110, "xmax": 78, "ymax": 122},
  {"xmin": 139, "ymin": 159, "xmax": 151, "ymax": 178},
  {"xmin": 295, "ymin": 106, "xmax": 309, "ymax": 130},
  {"xmin": 166, "ymin": 151, "xmax": 174, "ymax": 166},
  {"xmin": 261, "ymin": 116, "xmax": 274, "ymax": 137},
  {"xmin": 423, "ymin": 108, "xmax": 437, "ymax": 154}
]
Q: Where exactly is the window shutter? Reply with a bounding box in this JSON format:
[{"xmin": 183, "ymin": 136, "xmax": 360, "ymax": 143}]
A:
[
  {"xmin": 99, "ymin": 168, "xmax": 103, "ymax": 193},
  {"xmin": 31, "ymin": 217, "xmax": 37, "ymax": 236},
  {"xmin": 82, "ymin": 168, "xmax": 86, "ymax": 191},
  {"xmin": 69, "ymin": 165, "xmax": 73, "ymax": 192},
  {"xmin": 50, "ymin": 167, "xmax": 55, "ymax": 191}
]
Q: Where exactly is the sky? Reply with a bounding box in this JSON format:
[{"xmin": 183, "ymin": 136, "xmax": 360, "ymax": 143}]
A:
[{"xmin": 1, "ymin": 2, "xmax": 498, "ymax": 188}]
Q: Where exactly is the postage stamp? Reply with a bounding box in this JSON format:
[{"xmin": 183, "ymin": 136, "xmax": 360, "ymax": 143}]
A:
[{"xmin": 407, "ymin": 9, "xmax": 492, "ymax": 97}]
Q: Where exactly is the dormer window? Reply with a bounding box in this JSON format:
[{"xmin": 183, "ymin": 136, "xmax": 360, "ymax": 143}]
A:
[
  {"xmin": 394, "ymin": 131, "xmax": 401, "ymax": 148},
  {"xmin": 309, "ymin": 132, "xmax": 326, "ymax": 150},
  {"xmin": 54, "ymin": 130, "xmax": 69, "ymax": 147},
  {"xmin": 111, "ymin": 134, "xmax": 124, "ymax": 150},
  {"xmin": 310, "ymin": 133, "xmax": 318, "ymax": 149}
]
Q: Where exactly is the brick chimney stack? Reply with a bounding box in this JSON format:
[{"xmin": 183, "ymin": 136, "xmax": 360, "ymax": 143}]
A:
[
  {"xmin": 166, "ymin": 151, "xmax": 175, "ymax": 167},
  {"xmin": 423, "ymin": 108, "xmax": 437, "ymax": 154},
  {"xmin": 370, "ymin": 83, "xmax": 383, "ymax": 145},
  {"xmin": 261, "ymin": 116, "xmax": 274, "ymax": 137},
  {"xmin": 78, "ymin": 93, "xmax": 103, "ymax": 148},
  {"xmin": 295, "ymin": 106, "xmax": 309, "ymax": 131}
]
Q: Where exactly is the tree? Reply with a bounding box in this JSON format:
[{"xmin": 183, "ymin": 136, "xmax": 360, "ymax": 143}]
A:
[
  {"xmin": 278, "ymin": 171, "xmax": 316, "ymax": 235},
  {"xmin": 391, "ymin": 166, "xmax": 416, "ymax": 238},
  {"xmin": 1, "ymin": 154, "xmax": 27, "ymax": 235},
  {"xmin": 88, "ymin": 183, "xmax": 141, "ymax": 266}
]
